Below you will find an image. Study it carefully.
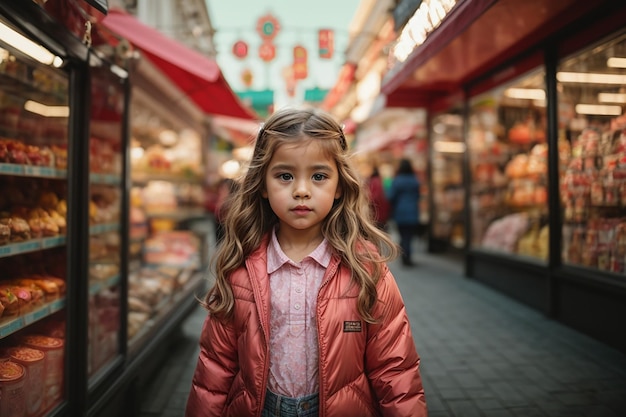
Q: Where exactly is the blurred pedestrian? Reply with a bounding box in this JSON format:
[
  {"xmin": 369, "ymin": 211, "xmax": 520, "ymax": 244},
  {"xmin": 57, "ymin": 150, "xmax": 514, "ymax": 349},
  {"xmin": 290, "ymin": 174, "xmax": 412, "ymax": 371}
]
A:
[
  {"xmin": 388, "ymin": 158, "xmax": 421, "ymax": 266},
  {"xmin": 213, "ymin": 178, "xmax": 237, "ymax": 244},
  {"xmin": 186, "ymin": 108, "xmax": 427, "ymax": 417},
  {"xmin": 367, "ymin": 166, "xmax": 390, "ymax": 230}
]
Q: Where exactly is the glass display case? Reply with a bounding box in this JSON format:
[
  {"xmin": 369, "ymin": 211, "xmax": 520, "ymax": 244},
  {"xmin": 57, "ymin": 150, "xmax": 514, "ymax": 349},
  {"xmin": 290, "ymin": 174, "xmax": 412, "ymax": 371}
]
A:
[
  {"xmin": 558, "ymin": 30, "xmax": 626, "ymax": 275},
  {"xmin": 430, "ymin": 110, "xmax": 465, "ymax": 250},
  {"xmin": 87, "ymin": 64, "xmax": 125, "ymax": 377},
  {"xmin": 468, "ymin": 67, "xmax": 549, "ymax": 261},
  {"xmin": 126, "ymin": 91, "xmax": 207, "ymax": 356},
  {"xmin": 0, "ymin": 20, "xmax": 69, "ymax": 416}
]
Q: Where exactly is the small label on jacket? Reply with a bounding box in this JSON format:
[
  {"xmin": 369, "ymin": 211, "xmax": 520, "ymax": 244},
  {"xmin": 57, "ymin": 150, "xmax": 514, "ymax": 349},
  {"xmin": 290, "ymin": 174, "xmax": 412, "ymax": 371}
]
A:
[{"xmin": 343, "ymin": 321, "xmax": 362, "ymax": 332}]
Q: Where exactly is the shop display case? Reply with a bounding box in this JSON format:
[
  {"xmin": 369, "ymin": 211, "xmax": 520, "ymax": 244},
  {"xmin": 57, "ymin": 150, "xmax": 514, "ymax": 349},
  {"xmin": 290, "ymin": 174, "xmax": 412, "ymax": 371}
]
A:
[
  {"xmin": 558, "ymin": 30, "xmax": 626, "ymax": 276},
  {"xmin": 126, "ymin": 87, "xmax": 208, "ymax": 357},
  {"xmin": 87, "ymin": 64, "xmax": 125, "ymax": 378},
  {"xmin": 468, "ymin": 68, "xmax": 550, "ymax": 262},
  {"xmin": 0, "ymin": 0, "xmax": 250, "ymax": 413},
  {"xmin": 430, "ymin": 110, "xmax": 465, "ymax": 251},
  {"xmin": 0, "ymin": 20, "xmax": 69, "ymax": 416}
]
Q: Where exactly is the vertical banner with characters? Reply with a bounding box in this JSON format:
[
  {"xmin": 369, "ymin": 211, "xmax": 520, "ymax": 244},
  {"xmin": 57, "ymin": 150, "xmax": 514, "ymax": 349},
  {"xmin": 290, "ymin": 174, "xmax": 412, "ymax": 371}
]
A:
[
  {"xmin": 318, "ymin": 28, "xmax": 334, "ymax": 59},
  {"xmin": 292, "ymin": 45, "xmax": 308, "ymax": 80}
]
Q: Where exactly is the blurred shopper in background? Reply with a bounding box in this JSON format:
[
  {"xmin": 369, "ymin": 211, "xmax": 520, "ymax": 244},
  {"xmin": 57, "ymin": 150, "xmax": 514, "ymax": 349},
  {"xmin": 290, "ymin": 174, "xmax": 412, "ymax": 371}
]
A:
[
  {"xmin": 186, "ymin": 108, "xmax": 427, "ymax": 417},
  {"xmin": 367, "ymin": 166, "xmax": 391, "ymax": 230},
  {"xmin": 388, "ymin": 158, "xmax": 421, "ymax": 266},
  {"xmin": 213, "ymin": 177, "xmax": 237, "ymax": 244}
]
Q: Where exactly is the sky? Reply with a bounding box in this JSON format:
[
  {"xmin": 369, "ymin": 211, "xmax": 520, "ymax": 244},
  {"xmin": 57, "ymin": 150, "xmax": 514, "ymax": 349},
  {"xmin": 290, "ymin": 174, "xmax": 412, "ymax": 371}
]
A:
[{"xmin": 205, "ymin": 0, "xmax": 361, "ymax": 108}]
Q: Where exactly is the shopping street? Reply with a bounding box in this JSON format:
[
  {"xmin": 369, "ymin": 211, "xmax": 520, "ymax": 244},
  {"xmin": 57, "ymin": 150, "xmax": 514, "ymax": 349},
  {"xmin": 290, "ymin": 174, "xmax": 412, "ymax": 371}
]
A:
[{"xmin": 2, "ymin": 1, "xmax": 626, "ymax": 416}]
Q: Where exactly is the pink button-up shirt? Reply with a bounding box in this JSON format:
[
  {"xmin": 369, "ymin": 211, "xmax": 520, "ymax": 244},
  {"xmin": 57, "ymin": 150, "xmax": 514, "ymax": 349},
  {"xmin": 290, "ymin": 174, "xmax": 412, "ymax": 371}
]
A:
[{"xmin": 266, "ymin": 230, "xmax": 331, "ymax": 398}]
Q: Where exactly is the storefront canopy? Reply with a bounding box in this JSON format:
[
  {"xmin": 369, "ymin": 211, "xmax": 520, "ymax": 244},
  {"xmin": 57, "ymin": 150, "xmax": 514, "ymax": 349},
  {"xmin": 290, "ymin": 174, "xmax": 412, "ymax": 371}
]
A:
[
  {"xmin": 382, "ymin": 0, "xmax": 615, "ymax": 109},
  {"xmin": 101, "ymin": 9, "xmax": 258, "ymax": 121}
]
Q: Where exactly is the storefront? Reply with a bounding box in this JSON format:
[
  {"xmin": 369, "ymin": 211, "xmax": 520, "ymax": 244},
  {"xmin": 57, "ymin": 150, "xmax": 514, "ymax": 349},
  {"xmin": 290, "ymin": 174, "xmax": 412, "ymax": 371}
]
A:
[
  {"xmin": 0, "ymin": 1, "xmax": 256, "ymax": 416},
  {"xmin": 382, "ymin": 0, "xmax": 626, "ymax": 353}
]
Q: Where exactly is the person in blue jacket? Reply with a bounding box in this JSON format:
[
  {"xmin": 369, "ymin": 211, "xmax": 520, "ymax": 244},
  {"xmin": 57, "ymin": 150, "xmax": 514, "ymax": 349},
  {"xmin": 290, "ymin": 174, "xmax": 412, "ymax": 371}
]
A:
[{"xmin": 388, "ymin": 158, "xmax": 421, "ymax": 266}]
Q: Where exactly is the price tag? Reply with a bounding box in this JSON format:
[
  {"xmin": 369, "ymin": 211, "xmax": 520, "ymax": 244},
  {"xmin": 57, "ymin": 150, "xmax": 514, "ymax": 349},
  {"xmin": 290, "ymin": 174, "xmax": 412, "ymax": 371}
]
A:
[
  {"xmin": 0, "ymin": 163, "xmax": 23, "ymax": 175},
  {"xmin": 15, "ymin": 240, "xmax": 41, "ymax": 253},
  {"xmin": 42, "ymin": 236, "xmax": 66, "ymax": 248},
  {"xmin": 24, "ymin": 166, "xmax": 55, "ymax": 177},
  {"xmin": 0, "ymin": 317, "xmax": 24, "ymax": 337},
  {"xmin": 31, "ymin": 306, "xmax": 50, "ymax": 322},
  {"xmin": 50, "ymin": 298, "xmax": 65, "ymax": 313}
]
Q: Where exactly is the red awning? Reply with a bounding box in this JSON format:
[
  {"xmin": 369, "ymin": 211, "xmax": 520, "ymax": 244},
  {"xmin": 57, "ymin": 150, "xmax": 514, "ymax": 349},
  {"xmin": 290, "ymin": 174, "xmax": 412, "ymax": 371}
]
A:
[
  {"xmin": 382, "ymin": 0, "xmax": 617, "ymax": 106},
  {"xmin": 101, "ymin": 9, "xmax": 258, "ymax": 120}
]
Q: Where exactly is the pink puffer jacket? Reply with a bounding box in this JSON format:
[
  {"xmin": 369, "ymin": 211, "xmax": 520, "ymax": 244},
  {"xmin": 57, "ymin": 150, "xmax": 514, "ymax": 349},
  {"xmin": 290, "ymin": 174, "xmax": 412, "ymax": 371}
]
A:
[{"xmin": 186, "ymin": 237, "xmax": 427, "ymax": 417}]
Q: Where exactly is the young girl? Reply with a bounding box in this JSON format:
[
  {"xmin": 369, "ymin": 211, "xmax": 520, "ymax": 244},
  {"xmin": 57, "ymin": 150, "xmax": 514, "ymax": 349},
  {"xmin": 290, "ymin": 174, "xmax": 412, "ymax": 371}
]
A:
[{"xmin": 186, "ymin": 108, "xmax": 427, "ymax": 417}]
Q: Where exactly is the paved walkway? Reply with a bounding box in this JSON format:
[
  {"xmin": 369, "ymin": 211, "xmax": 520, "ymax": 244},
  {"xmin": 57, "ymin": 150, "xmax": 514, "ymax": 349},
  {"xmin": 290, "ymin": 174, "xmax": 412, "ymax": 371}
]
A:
[{"xmin": 138, "ymin": 245, "xmax": 626, "ymax": 417}]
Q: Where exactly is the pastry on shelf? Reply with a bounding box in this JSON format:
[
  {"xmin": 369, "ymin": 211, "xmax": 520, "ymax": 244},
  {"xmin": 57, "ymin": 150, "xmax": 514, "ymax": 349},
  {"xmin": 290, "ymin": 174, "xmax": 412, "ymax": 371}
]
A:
[{"xmin": 0, "ymin": 216, "xmax": 31, "ymax": 242}]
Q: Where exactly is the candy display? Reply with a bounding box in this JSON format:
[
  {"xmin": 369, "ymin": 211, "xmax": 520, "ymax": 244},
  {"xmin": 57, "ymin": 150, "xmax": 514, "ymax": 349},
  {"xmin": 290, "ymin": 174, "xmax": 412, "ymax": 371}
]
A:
[{"xmin": 468, "ymin": 69, "xmax": 550, "ymax": 260}]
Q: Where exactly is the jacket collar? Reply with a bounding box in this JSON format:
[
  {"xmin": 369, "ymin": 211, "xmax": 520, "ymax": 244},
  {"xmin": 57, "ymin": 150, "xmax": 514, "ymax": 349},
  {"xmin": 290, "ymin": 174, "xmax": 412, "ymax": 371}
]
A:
[{"xmin": 266, "ymin": 227, "xmax": 332, "ymax": 274}]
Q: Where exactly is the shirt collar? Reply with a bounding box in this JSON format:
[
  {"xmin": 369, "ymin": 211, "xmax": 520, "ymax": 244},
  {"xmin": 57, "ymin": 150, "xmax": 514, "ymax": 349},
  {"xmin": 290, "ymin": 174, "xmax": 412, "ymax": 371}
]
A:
[{"xmin": 266, "ymin": 227, "xmax": 332, "ymax": 274}]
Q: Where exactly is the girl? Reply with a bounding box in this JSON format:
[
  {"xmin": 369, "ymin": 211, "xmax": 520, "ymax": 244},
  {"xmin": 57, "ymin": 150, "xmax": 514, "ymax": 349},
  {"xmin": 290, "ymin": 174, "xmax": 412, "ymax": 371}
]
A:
[{"xmin": 186, "ymin": 108, "xmax": 427, "ymax": 417}]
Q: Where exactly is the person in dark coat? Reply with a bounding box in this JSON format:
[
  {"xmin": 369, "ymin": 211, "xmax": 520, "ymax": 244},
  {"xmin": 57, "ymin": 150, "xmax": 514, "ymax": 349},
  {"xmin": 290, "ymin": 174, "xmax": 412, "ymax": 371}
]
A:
[{"xmin": 388, "ymin": 158, "xmax": 421, "ymax": 266}]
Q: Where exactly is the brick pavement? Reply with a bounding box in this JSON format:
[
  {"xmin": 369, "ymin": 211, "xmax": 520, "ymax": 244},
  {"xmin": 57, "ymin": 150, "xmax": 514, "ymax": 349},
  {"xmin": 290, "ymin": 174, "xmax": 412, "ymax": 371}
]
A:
[{"xmin": 139, "ymin": 247, "xmax": 626, "ymax": 417}]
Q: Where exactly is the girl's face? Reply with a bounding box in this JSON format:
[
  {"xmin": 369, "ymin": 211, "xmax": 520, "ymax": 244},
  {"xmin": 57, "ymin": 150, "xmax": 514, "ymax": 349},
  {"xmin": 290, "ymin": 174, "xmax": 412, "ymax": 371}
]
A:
[{"xmin": 262, "ymin": 138, "xmax": 341, "ymax": 237}]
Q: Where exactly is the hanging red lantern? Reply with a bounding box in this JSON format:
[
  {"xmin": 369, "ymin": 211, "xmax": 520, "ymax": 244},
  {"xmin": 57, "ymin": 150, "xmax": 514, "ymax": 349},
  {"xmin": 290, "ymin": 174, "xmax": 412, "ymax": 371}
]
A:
[
  {"xmin": 259, "ymin": 41, "xmax": 276, "ymax": 62},
  {"xmin": 292, "ymin": 45, "xmax": 308, "ymax": 80},
  {"xmin": 318, "ymin": 28, "xmax": 334, "ymax": 59},
  {"xmin": 256, "ymin": 14, "xmax": 280, "ymax": 41},
  {"xmin": 232, "ymin": 40, "xmax": 249, "ymax": 59},
  {"xmin": 241, "ymin": 68, "xmax": 254, "ymax": 88}
]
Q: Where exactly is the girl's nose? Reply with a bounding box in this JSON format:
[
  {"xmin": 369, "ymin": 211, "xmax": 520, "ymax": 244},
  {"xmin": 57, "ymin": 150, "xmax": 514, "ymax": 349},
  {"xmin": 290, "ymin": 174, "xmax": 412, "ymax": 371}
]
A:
[{"xmin": 293, "ymin": 180, "xmax": 311, "ymax": 199}]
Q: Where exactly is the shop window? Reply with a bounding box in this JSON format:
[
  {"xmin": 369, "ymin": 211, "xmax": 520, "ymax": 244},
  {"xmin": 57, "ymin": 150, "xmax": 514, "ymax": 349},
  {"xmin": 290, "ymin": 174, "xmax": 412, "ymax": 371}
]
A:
[
  {"xmin": 468, "ymin": 68, "xmax": 549, "ymax": 262},
  {"xmin": 558, "ymin": 30, "xmax": 626, "ymax": 275},
  {"xmin": 430, "ymin": 109, "xmax": 465, "ymax": 250}
]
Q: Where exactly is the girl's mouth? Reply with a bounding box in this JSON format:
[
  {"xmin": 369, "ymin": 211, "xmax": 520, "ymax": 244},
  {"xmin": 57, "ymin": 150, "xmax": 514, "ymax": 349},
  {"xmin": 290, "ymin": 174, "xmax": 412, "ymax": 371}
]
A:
[{"xmin": 292, "ymin": 205, "xmax": 311, "ymax": 215}]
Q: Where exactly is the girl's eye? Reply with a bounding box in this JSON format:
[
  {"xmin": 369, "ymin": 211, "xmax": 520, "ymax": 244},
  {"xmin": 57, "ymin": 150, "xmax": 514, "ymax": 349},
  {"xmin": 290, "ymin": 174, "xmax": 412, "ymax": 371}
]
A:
[
  {"xmin": 312, "ymin": 173, "xmax": 327, "ymax": 181},
  {"xmin": 278, "ymin": 173, "xmax": 293, "ymax": 181}
]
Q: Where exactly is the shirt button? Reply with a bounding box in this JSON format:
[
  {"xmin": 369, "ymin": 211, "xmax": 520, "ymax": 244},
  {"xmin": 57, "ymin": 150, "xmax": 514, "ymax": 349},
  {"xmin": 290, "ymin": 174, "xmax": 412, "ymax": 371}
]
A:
[
  {"xmin": 295, "ymin": 287, "xmax": 303, "ymax": 293},
  {"xmin": 294, "ymin": 303, "xmax": 301, "ymax": 310}
]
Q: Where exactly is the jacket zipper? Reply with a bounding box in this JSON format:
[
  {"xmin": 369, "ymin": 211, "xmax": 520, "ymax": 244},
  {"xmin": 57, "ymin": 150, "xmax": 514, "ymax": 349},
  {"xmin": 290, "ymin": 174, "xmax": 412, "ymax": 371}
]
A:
[
  {"xmin": 246, "ymin": 257, "xmax": 271, "ymax": 417},
  {"xmin": 316, "ymin": 257, "xmax": 340, "ymax": 417}
]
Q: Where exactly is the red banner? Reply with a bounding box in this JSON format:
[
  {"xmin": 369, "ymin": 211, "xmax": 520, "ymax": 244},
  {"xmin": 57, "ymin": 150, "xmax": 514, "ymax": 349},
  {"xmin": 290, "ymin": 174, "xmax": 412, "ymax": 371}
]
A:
[
  {"xmin": 318, "ymin": 29, "xmax": 334, "ymax": 59},
  {"xmin": 292, "ymin": 45, "xmax": 307, "ymax": 80}
]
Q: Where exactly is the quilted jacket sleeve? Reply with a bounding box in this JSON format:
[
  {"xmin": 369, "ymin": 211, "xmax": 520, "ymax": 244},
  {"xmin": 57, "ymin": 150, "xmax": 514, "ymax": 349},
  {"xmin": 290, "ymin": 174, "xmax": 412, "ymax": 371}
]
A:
[
  {"xmin": 365, "ymin": 267, "xmax": 427, "ymax": 417},
  {"xmin": 185, "ymin": 310, "xmax": 239, "ymax": 417}
]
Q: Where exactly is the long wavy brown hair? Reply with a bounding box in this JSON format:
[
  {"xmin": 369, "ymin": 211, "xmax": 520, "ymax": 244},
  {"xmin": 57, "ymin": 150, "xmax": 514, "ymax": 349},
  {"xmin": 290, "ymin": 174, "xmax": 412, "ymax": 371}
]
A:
[{"xmin": 204, "ymin": 107, "xmax": 398, "ymax": 323}]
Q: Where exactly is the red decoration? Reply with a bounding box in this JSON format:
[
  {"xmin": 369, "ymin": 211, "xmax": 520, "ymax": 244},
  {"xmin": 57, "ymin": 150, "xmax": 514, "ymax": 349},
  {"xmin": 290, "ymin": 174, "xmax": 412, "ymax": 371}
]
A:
[
  {"xmin": 256, "ymin": 14, "xmax": 280, "ymax": 41},
  {"xmin": 292, "ymin": 45, "xmax": 308, "ymax": 80},
  {"xmin": 282, "ymin": 66, "xmax": 296, "ymax": 97},
  {"xmin": 232, "ymin": 40, "xmax": 249, "ymax": 59},
  {"xmin": 241, "ymin": 68, "xmax": 253, "ymax": 88},
  {"xmin": 259, "ymin": 42, "xmax": 276, "ymax": 62},
  {"xmin": 318, "ymin": 29, "xmax": 334, "ymax": 59}
]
